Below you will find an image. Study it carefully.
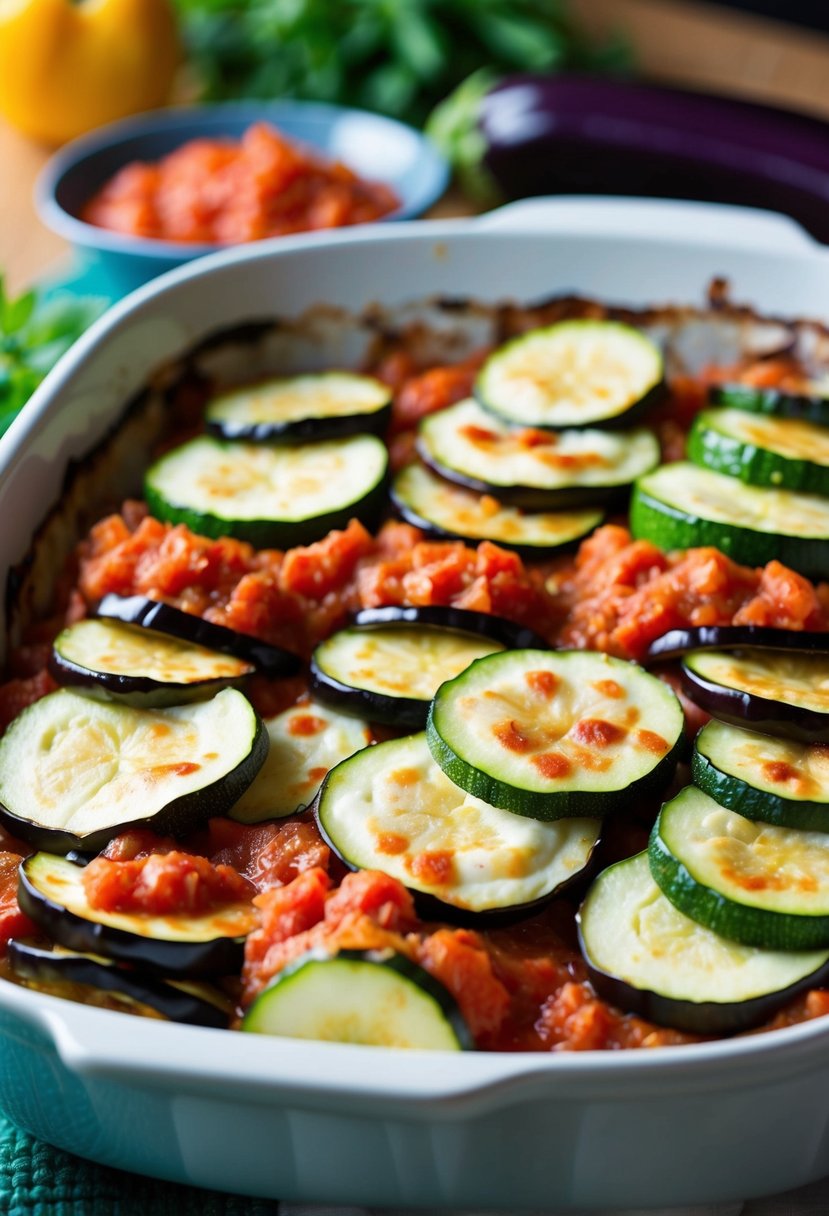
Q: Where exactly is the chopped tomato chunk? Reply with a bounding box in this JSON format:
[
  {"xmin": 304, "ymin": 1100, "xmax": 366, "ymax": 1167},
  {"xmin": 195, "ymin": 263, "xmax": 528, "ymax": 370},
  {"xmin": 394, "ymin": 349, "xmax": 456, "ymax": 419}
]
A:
[
  {"xmin": 82, "ymin": 851, "xmax": 255, "ymax": 916},
  {"xmin": 0, "ymin": 852, "xmax": 34, "ymax": 952}
]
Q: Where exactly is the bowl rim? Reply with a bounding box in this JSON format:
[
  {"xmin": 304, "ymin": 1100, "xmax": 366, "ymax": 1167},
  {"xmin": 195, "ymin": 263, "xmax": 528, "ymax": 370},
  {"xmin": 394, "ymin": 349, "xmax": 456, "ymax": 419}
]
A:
[{"xmin": 35, "ymin": 98, "xmax": 451, "ymax": 259}]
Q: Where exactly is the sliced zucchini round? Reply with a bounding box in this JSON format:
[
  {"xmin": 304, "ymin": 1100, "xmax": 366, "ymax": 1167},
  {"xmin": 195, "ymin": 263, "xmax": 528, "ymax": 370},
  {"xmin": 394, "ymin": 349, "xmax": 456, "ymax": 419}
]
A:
[
  {"xmin": 693, "ymin": 719, "xmax": 829, "ymax": 832},
  {"xmin": 352, "ymin": 605, "xmax": 549, "ymax": 652},
  {"xmin": 645, "ymin": 625, "xmax": 829, "ymax": 665},
  {"xmin": 18, "ymin": 852, "xmax": 257, "ymax": 975},
  {"xmin": 630, "ymin": 462, "xmax": 829, "ymax": 578},
  {"xmin": 144, "ymin": 433, "xmax": 388, "ymax": 549},
  {"xmin": 242, "ymin": 948, "xmax": 473, "ymax": 1050},
  {"xmin": 230, "ymin": 700, "xmax": 371, "ymax": 824},
  {"xmin": 311, "ymin": 624, "xmax": 503, "ymax": 728},
  {"xmin": 688, "ymin": 407, "xmax": 829, "ymax": 494},
  {"xmin": 390, "ymin": 461, "xmax": 603, "ymax": 556},
  {"xmin": 0, "ymin": 687, "xmax": 268, "ymax": 854},
  {"xmin": 427, "ymin": 650, "xmax": 683, "ymax": 820},
  {"xmin": 316, "ymin": 733, "xmax": 601, "ymax": 916},
  {"xmin": 475, "ymin": 320, "xmax": 664, "ymax": 429},
  {"xmin": 681, "ymin": 649, "xmax": 829, "ymax": 744},
  {"xmin": 205, "ymin": 372, "xmax": 391, "ymax": 443},
  {"xmin": 96, "ymin": 594, "xmax": 301, "ymax": 677},
  {"xmin": 7, "ymin": 940, "xmax": 233, "ymax": 1028},
  {"xmin": 578, "ymin": 852, "xmax": 829, "ymax": 1035},
  {"xmin": 418, "ymin": 399, "xmax": 660, "ymax": 509},
  {"xmin": 649, "ymin": 786, "xmax": 829, "ymax": 950},
  {"xmin": 711, "ymin": 381, "xmax": 829, "ymax": 427},
  {"xmin": 50, "ymin": 618, "xmax": 254, "ymax": 707}
]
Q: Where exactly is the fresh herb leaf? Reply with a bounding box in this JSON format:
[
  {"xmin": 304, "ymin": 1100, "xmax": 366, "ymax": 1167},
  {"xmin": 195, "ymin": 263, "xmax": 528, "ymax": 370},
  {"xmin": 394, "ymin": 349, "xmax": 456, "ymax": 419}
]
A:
[{"xmin": 0, "ymin": 285, "xmax": 107, "ymax": 440}]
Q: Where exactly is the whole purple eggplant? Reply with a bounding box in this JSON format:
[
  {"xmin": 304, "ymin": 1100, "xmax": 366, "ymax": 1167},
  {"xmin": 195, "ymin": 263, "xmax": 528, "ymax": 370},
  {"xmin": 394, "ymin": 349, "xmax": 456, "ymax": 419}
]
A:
[{"xmin": 431, "ymin": 73, "xmax": 829, "ymax": 242}]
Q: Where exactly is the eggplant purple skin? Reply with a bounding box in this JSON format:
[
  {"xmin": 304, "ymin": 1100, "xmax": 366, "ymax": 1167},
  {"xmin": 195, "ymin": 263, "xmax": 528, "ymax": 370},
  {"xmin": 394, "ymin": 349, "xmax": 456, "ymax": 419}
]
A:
[
  {"xmin": 680, "ymin": 660, "xmax": 829, "ymax": 745},
  {"xmin": 479, "ymin": 75, "xmax": 829, "ymax": 243},
  {"xmin": 96, "ymin": 594, "xmax": 301, "ymax": 677},
  {"xmin": 17, "ymin": 858, "xmax": 247, "ymax": 978},
  {"xmin": 6, "ymin": 939, "xmax": 231, "ymax": 1028},
  {"xmin": 576, "ymin": 919, "xmax": 829, "ymax": 1036},
  {"xmin": 205, "ymin": 400, "xmax": 391, "ymax": 446},
  {"xmin": 352, "ymin": 604, "xmax": 549, "ymax": 651},
  {"xmin": 47, "ymin": 647, "xmax": 252, "ymax": 709},
  {"xmin": 309, "ymin": 658, "xmax": 429, "ymax": 730},
  {"xmin": 646, "ymin": 626, "xmax": 829, "ymax": 665}
]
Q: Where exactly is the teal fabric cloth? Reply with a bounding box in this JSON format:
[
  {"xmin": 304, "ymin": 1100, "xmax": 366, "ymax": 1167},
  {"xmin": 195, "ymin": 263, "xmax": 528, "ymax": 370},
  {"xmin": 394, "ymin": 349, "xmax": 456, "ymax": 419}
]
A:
[{"xmin": 0, "ymin": 1112, "xmax": 280, "ymax": 1216}]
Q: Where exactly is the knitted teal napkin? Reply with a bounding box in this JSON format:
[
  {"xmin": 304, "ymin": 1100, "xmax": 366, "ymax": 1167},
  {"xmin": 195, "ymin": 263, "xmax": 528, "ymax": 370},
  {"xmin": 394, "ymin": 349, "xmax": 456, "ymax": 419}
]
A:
[{"xmin": 0, "ymin": 1111, "xmax": 280, "ymax": 1216}]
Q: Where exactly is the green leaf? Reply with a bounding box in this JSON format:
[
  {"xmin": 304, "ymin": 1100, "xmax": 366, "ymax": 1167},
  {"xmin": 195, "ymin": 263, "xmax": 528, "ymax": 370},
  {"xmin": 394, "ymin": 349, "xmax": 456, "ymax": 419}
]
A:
[{"xmin": 1, "ymin": 289, "xmax": 37, "ymax": 336}]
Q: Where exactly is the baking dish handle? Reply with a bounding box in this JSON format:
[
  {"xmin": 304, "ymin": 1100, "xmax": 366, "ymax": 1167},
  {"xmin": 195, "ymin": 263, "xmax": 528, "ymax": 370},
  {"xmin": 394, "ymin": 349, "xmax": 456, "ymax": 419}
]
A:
[{"xmin": 476, "ymin": 196, "xmax": 819, "ymax": 253}]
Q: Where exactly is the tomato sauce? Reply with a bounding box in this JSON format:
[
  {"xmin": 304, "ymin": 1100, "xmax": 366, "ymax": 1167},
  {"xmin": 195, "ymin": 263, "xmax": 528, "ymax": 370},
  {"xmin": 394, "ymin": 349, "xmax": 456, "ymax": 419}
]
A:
[
  {"xmin": 82, "ymin": 122, "xmax": 398, "ymax": 244},
  {"xmin": 3, "ymin": 342, "xmax": 829, "ymax": 1051}
]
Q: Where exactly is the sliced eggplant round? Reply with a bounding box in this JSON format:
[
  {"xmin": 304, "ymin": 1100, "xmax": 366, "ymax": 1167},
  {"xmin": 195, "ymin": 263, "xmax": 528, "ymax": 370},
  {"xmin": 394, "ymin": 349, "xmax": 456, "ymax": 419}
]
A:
[
  {"xmin": 96, "ymin": 593, "xmax": 301, "ymax": 677},
  {"xmin": 417, "ymin": 398, "xmax": 660, "ymax": 509},
  {"xmin": 427, "ymin": 649, "xmax": 683, "ymax": 820},
  {"xmin": 390, "ymin": 461, "xmax": 603, "ymax": 556},
  {"xmin": 474, "ymin": 320, "xmax": 665, "ymax": 430},
  {"xmin": 630, "ymin": 461, "xmax": 829, "ymax": 578},
  {"xmin": 242, "ymin": 948, "xmax": 473, "ymax": 1049},
  {"xmin": 711, "ymin": 381, "xmax": 829, "ymax": 427},
  {"xmin": 351, "ymin": 604, "xmax": 549, "ymax": 652},
  {"xmin": 50, "ymin": 617, "xmax": 254, "ymax": 707},
  {"xmin": 144, "ymin": 433, "xmax": 388, "ymax": 549},
  {"xmin": 681, "ymin": 649, "xmax": 829, "ymax": 744},
  {"xmin": 693, "ymin": 719, "xmax": 829, "ymax": 832},
  {"xmin": 7, "ymin": 939, "xmax": 233, "ymax": 1028},
  {"xmin": 645, "ymin": 625, "xmax": 829, "ymax": 664},
  {"xmin": 0, "ymin": 687, "xmax": 268, "ymax": 854},
  {"xmin": 230, "ymin": 700, "xmax": 371, "ymax": 824},
  {"xmin": 18, "ymin": 852, "xmax": 257, "ymax": 976},
  {"xmin": 578, "ymin": 851, "xmax": 829, "ymax": 1035},
  {"xmin": 649, "ymin": 786, "xmax": 829, "ymax": 951},
  {"xmin": 316, "ymin": 732, "xmax": 601, "ymax": 917},
  {"xmin": 311, "ymin": 624, "xmax": 504, "ymax": 728},
  {"xmin": 688, "ymin": 407, "xmax": 829, "ymax": 494},
  {"xmin": 205, "ymin": 372, "xmax": 392, "ymax": 443}
]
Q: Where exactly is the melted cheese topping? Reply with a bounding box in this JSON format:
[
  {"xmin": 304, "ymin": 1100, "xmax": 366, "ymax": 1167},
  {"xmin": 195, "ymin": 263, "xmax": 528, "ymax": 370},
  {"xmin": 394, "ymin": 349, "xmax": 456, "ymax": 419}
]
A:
[
  {"xmin": 419, "ymin": 399, "xmax": 659, "ymax": 491},
  {"xmin": 698, "ymin": 720, "xmax": 829, "ymax": 805},
  {"xmin": 433, "ymin": 651, "xmax": 682, "ymax": 794},
  {"xmin": 393, "ymin": 462, "xmax": 602, "ymax": 546},
  {"xmin": 477, "ymin": 320, "xmax": 662, "ymax": 427},
  {"xmin": 319, "ymin": 733, "xmax": 600, "ymax": 911},
  {"xmin": 56, "ymin": 619, "xmax": 251, "ymax": 684},
  {"xmin": 315, "ymin": 626, "xmax": 502, "ymax": 701},
  {"xmin": 0, "ymin": 688, "xmax": 259, "ymax": 835},
  {"xmin": 644, "ymin": 462, "xmax": 829, "ymax": 536},
  {"xmin": 231, "ymin": 700, "xmax": 371, "ymax": 822},
  {"xmin": 582, "ymin": 853, "xmax": 829, "ymax": 1002},
  {"xmin": 149, "ymin": 434, "xmax": 387, "ymax": 521},
  {"xmin": 711, "ymin": 408, "xmax": 829, "ymax": 466},
  {"xmin": 689, "ymin": 651, "xmax": 829, "ymax": 715},
  {"xmin": 661, "ymin": 787, "xmax": 829, "ymax": 915},
  {"xmin": 207, "ymin": 373, "xmax": 389, "ymax": 426}
]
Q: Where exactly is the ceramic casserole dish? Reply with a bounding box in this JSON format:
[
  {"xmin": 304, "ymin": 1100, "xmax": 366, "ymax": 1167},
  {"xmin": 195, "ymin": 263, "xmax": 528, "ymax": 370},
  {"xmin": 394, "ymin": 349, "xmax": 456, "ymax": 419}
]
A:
[{"xmin": 4, "ymin": 197, "xmax": 829, "ymax": 1210}]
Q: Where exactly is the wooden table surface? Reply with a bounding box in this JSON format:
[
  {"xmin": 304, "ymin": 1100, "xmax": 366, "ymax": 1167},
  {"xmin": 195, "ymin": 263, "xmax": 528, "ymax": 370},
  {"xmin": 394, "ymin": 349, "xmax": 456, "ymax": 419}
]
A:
[{"xmin": 0, "ymin": 123, "xmax": 67, "ymax": 293}]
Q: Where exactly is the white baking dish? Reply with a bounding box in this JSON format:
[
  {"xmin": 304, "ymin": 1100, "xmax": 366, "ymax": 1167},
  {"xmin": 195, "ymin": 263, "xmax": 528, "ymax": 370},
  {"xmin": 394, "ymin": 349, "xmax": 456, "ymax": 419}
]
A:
[{"xmin": 3, "ymin": 198, "xmax": 829, "ymax": 1210}]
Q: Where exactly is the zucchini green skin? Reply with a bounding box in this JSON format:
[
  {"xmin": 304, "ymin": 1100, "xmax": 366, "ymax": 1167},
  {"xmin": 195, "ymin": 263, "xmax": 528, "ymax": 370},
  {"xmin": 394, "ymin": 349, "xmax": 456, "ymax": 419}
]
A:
[
  {"xmin": 145, "ymin": 476, "xmax": 388, "ymax": 551},
  {"xmin": 242, "ymin": 948, "xmax": 474, "ymax": 1050},
  {"xmin": 17, "ymin": 855, "xmax": 252, "ymax": 977},
  {"xmin": 207, "ymin": 403, "xmax": 392, "ymax": 445},
  {"xmin": 7, "ymin": 940, "xmax": 232, "ymax": 1028},
  {"xmin": 711, "ymin": 383, "xmax": 829, "ymax": 426},
  {"xmin": 692, "ymin": 741, "xmax": 829, "ymax": 833},
  {"xmin": 426, "ymin": 650, "xmax": 683, "ymax": 822},
  {"xmin": 648, "ymin": 802, "xmax": 829, "ymax": 951},
  {"xmin": 630, "ymin": 467, "xmax": 829, "ymax": 578},
  {"xmin": 688, "ymin": 409, "xmax": 829, "ymax": 494}
]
